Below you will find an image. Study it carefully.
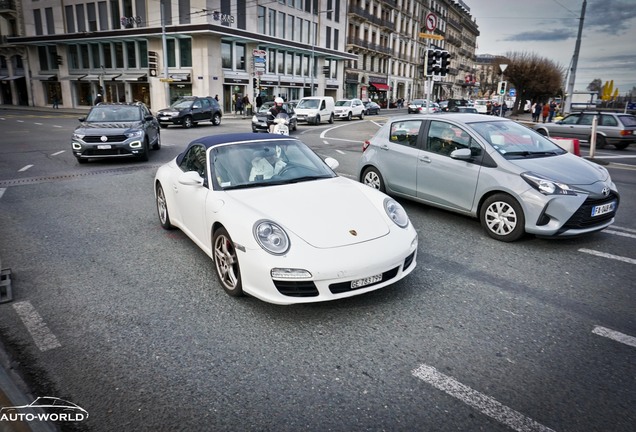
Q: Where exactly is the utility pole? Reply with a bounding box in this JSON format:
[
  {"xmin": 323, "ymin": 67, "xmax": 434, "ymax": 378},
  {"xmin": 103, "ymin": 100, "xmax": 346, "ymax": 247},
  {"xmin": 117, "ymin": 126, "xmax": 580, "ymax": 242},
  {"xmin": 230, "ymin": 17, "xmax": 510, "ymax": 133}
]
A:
[
  {"xmin": 161, "ymin": 0, "xmax": 170, "ymax": 107},
  {"xmin": 564, "ymin": 0, "xmax": 587, "ymax": 115}
]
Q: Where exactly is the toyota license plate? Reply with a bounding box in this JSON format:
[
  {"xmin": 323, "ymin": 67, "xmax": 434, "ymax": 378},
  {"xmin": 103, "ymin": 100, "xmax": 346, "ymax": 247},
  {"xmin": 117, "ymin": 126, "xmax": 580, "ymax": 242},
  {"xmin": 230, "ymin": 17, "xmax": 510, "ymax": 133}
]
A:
[
  {"xmin": 591, "ymin": 201, "xmax": 616, "ymax": 217},
  {"xmin": 351, "ymin": 273, "xmax": 382, "ymax": 289}
]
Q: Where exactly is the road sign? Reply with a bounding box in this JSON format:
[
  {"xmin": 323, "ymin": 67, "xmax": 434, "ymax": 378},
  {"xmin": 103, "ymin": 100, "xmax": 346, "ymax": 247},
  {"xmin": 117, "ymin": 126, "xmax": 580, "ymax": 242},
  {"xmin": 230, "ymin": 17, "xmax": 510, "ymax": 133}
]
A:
[
  {"xmin": 425, "ymin": 13, "xmax": 437, "ymax": 32},
  {"xmin": 509, "ymin": 88, "xmax": 516, "ymax": 97},
  {"xmin": 419, "ymin": 33, "xmax": 444, "ymax": 40}
]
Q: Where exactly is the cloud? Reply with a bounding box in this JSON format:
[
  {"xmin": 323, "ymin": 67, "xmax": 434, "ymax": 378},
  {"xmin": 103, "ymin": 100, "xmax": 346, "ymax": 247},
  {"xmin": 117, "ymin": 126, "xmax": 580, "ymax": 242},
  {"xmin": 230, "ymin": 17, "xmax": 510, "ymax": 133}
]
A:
[
  {"xmin": 503, "ymin": 28, "xmax": 575, "ymax": 42},
  {"xmin": 586, "ymin": 0, "xmax": 636, "ymax": 34}
]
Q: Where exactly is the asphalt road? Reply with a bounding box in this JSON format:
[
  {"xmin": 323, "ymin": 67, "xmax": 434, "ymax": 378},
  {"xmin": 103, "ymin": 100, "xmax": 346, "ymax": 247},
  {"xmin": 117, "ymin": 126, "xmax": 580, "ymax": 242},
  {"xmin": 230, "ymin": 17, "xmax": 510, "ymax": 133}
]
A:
[{"xmin": 0, "ymin": 109, "xmax": 634, "ymax": 432}]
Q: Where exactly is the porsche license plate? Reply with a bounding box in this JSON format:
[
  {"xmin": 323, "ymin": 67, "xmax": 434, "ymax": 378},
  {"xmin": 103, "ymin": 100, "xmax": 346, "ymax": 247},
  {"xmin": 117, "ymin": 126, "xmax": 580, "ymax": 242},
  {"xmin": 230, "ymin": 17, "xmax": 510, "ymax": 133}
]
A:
[
  {"xmin": 97, "ymin": 144, "xmax": 112, "ymax": 150},
  {"xmin": 351, "ymin": 273, "xmax": 382, "ymax": 289},
  {"xmin": 591, "ymin": 201, "xmax": 616, "ymax": 217}
]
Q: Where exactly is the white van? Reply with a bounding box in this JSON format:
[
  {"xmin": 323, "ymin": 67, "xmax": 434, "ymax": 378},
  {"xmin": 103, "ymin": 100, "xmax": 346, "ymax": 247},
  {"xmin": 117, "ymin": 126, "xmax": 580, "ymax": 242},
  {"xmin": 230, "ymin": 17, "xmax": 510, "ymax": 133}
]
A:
[{"xmin": 294, "ymin": 96, "xmax": 335, "ymax": 125}]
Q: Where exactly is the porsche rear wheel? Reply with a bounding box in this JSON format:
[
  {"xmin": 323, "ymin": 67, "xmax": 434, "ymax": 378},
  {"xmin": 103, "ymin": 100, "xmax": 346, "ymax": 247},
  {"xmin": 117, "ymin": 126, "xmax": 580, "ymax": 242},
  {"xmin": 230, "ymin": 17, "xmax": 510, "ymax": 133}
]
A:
[{"xmin": 213, "ymin": 227, "xmax": 244, "ymax": 297}]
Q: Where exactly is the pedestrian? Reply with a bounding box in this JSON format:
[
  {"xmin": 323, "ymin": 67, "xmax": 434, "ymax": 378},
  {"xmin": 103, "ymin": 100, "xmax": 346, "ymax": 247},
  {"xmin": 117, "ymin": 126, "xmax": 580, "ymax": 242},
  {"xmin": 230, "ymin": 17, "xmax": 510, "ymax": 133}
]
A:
[
  {"xmin": 214, "ymin": 94, "xmax": 219, "ymax": 102},
  {"xmin": 532, "ymin": 102, "xmax": 542, "ymax": 123},
  {"xmin": 542, "ymin": 102, "xmax": 550, "ymax": 123},
  {"xmin": 486, "ymin": 100, "xmax": 492, "ymax": 115},
  {"xmin": 548, "ymin": 100, "xmax": 556, "ymax": 122},
  {"xmin": 52, "ymin": 94, "xmax": 59, "ymax": 109},
  {"xmin": 235, "ymin": 95, "xmax": 243, "ymax": 116},
  {"xmin": 94, "ymin": 93, "xmax": 103, "ymax": 105},
  {"xmin": 256, "ymin": 94, "xmax": 263, "ymax": 110}
]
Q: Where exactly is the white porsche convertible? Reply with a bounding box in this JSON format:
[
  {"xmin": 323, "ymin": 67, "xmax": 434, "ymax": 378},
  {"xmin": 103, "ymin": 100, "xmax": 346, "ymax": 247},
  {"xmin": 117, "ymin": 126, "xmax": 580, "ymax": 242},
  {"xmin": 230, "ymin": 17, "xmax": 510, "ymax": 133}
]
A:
[{"xmin": 154, "ymin": 133, "xmax": 418, "ymax": 305}]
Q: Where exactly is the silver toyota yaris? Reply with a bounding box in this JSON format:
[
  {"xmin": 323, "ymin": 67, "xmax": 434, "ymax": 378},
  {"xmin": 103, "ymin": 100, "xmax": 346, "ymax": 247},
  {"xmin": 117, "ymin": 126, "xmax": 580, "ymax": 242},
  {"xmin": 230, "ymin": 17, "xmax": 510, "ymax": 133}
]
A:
[{"xmin": 358, "ymin": 113, "xmax": 619, "ymax": 242}]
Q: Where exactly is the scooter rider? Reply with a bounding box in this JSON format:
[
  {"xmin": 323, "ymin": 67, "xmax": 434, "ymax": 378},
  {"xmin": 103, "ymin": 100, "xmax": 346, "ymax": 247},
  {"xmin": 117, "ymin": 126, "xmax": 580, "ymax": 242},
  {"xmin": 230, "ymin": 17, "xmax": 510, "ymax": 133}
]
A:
[{"xmin": 267, "ymin": 97, "xmax": 288, "ymax": 133}]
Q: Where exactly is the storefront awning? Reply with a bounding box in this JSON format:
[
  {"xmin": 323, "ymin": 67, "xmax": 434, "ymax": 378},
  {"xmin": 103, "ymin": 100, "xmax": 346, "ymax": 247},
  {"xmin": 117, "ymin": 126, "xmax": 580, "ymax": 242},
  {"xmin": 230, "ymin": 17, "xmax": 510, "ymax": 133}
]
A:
[
  {"xmin": 369, "ymin": 83, "xmax": 390, "ymax": 91},
  {"xmin": 118, "ymin": 73, "xmax": 147, "ymax": 82},
  {"xmin": 60, "ymin": 75, "xmax": 87, "ymax": 80},
  {"xmin": 31, "ymin": 74, "xmax": 56, "ymax": 81},
  {"xmin": 168, "ymin": 73, "xmax": 191, "ymax": 82},
  {"xmin": 80, "ymin": 74, "xmax": 100, "ymax": 81},
  {"xmin": 103, "ymin": 74, "xmax": 121, "ymax": 81}
]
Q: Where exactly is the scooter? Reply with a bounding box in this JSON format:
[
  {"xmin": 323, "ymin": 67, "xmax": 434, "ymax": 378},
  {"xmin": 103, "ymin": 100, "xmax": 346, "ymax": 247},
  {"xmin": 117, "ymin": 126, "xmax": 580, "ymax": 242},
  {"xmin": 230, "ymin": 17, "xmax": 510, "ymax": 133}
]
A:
[{"xmin": 270, "ymin": 113, "xmax": 290, "ymax": 135}]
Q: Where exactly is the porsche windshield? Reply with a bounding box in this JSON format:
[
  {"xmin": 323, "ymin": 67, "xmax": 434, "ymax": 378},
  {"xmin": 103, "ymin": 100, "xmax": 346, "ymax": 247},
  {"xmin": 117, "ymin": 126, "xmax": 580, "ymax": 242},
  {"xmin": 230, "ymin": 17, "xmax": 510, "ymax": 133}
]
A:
[
  {"xmin": 211, "ymin": 139, "xmax": 336, "ymax": 189},
  {"xmin": 470, "ymin": 120, "xmax": 567, "ymax": 159}
]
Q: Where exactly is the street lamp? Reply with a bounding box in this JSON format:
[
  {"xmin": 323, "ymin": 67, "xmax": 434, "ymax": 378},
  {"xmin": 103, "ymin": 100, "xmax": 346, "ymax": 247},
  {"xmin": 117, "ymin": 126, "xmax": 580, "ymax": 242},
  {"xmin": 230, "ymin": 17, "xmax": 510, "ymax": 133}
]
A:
[{"xmin": 310, "ymin": 9, "xmax": 332, "ymax": 96}]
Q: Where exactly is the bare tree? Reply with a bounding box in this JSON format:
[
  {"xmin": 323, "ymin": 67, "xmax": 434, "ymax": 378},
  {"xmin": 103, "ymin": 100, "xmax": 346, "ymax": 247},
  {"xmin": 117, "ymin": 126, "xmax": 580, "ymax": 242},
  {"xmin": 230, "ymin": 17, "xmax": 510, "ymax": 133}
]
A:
[
  {"xmin": 587, "ymin": 79, "xmax": 602, "ymax": 92},
  {"xmin": 495, "ymin": 52, "xmax": 565, "ymax": 114}
]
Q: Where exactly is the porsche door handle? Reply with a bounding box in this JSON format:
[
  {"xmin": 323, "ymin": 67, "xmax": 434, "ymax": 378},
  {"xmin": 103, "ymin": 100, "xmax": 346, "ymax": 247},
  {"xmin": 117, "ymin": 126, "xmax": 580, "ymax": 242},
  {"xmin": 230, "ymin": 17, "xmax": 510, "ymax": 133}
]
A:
[{"xmin": 419, "ymin": 155, "xmax": 432, "ymax": 163}]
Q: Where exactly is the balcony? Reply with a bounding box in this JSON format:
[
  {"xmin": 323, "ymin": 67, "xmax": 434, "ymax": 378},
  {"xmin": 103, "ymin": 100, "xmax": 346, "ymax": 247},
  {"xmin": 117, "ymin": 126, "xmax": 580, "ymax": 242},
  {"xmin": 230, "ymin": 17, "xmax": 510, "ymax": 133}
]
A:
[
  {"xmin": 0, "ymin": 0, "xmax": 16, "ymax": 16},
  {"xmin": 347, "ymin": 36, "xmax": 392, "ymax": 55}
]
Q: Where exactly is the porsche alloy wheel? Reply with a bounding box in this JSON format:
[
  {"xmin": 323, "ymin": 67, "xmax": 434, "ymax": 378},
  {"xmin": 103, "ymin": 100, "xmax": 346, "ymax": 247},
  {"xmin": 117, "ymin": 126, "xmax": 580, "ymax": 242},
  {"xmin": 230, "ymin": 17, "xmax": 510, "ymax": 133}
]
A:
[
  {"xmin": 156, "ymin": 183, "xmax": 173, "ymax": 230},
  {"xmin": 480, "ymin": 194, "xmax": 525, "ymax": 242},
  {"xmin": 213, "ymin": 227, "xmax": 244, "ymax": 297}
]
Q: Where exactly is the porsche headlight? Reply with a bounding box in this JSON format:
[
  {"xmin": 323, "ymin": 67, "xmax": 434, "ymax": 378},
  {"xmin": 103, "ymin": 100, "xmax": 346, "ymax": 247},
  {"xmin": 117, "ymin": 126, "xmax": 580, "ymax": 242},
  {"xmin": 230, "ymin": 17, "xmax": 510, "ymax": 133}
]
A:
[
  {"xmin": 521, "ymin": 172, "xmax": 576, "ymax": 196},
  {"xmin": 254, "ymin": 220, "xmax": 290, "ymax": 255},
  {"xmin": 384, "ymin": 198, "xmax": 409, "ymax": 228}
]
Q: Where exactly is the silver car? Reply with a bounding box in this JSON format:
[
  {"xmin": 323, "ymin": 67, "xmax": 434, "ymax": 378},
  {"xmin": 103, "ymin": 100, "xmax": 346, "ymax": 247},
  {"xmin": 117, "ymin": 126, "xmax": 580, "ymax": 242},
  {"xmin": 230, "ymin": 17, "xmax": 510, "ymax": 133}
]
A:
[
  {"xmin": 358, "ymin": 114, "xmax": 619, "ymax": 242},
  {"xmin": 532, "ymin": 111, "xmax": 636, "ymax": 150}
]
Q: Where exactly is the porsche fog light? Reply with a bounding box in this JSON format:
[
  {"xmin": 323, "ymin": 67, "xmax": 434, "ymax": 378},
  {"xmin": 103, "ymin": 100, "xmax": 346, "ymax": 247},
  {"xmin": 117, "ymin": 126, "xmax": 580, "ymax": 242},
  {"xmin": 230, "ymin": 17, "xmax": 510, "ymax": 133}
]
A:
[
  {"xmin": 384, "ymin": 198, "xmax": 409, "ymax": 228},
  {"xmin": 271, "ymin": 268, "xmax": 312, "ymax": 279},
  {"xmin": 254, "ymin": 220, "xmax": 290, "ymax": 255}
]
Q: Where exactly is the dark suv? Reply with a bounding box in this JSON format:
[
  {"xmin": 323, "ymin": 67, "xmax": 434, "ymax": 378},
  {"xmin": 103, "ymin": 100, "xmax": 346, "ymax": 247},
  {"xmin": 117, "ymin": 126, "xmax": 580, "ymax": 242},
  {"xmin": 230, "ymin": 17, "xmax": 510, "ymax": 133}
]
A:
[
  {"xmin": 157, "ymin": 96, "xmax": 223, "ymax": 128},
  {"xmin": 71, "ymin": 102, "xmax": 161, "ymax": 163}
]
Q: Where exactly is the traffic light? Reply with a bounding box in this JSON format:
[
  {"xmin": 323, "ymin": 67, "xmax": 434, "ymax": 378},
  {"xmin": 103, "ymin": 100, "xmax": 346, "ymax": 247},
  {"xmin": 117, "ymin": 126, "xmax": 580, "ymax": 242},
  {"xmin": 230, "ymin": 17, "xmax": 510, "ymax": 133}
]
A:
[
  {"xmin": 148, "ymin": 51, "xmax": 158, "ymax": 77},
  {"xmin": 498, "ymin": 81, "xmax": 507, "ymax": 95},
  {"xmin": 253, "ymin": 78, "xmax": 257, "ymax": 88},
  {"xmin": 439, "ymin": 51, "xmax": 451, "ymax": 76},
  {"xmin": 425, "ymin": 49, "xmax": 442, "ymax": 76}
]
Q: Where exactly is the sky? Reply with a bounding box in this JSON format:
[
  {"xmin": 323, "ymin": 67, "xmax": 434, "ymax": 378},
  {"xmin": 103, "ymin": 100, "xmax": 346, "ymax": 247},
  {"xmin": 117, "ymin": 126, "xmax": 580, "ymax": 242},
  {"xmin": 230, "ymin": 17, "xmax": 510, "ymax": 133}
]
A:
[{"xmin": 466, "ymin": 0, "xmax": 636, "ymax": 95}]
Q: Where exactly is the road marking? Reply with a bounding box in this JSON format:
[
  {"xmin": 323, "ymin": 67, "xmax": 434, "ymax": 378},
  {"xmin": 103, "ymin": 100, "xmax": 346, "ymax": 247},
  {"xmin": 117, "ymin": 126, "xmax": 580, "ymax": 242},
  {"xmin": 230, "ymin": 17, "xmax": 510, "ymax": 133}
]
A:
[
  {"xmin": 611, "ymin": 225, "xmax": 636, "ymax": 234},
  {"xmin": 34, "ymin": 122, "xmax": 43, "ymax": 125},
  {"xmin": 412, "ymin": 364, "xmax": 556, "ymax": 432},
  {"xmin": 592, "ymin": 326, "xmax": 636, "ymax": 348},
  {"xmin": 12, "ymin": 301, "xmax": 62, "ymax": 352},
  {"xmin": 603, "ymin": 229, "xmax": 636, "ymax": 239},
  {"xmin": 578, "ymin": 248, "xmax": 636, "ymax": 265},
  {"xmin": 0, "ymin": 188, "xmax": 5, "ymax": 199},
  {"xmin": 335, "ymin": 149, "xmax": 346, "ymax": 154},
  {"xmin": 51, "ymin": 150, "xmax": 65, "ymax": 156},
  {"xmin": 18, "ymin": 165, "xmax": 34, "ymax": 172}
]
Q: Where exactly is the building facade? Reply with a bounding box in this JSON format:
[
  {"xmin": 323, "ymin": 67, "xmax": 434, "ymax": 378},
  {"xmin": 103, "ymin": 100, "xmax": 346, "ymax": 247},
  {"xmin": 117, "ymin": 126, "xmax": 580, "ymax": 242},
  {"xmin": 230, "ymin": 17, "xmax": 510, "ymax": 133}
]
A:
[
  {"xmin": 345, "ymin": 0, "xmax": 478, "ymax": 107},
  {"xmin": 4, "ymin": 0, "xmax": 353, "ymax": 111}
]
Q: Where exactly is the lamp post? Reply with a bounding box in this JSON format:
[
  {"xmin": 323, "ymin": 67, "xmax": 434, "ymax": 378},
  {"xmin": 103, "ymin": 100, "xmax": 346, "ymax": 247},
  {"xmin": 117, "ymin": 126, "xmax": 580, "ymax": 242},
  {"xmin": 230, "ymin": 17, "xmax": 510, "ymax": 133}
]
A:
[{"xmin": 310, "ymin": 9, "xmax": 332, "ymax": 96}]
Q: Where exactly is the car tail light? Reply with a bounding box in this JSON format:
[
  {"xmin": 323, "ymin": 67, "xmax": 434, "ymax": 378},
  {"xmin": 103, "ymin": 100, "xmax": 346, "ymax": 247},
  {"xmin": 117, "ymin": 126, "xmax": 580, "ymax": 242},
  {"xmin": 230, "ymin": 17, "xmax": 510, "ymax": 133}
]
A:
[
  {"xmin": 362, "ymin": 141, "xmax": 370, "ymax": 152},
  {"xmin": 619, "ymin": 130, "xmax": 633, "ymax": 136}
]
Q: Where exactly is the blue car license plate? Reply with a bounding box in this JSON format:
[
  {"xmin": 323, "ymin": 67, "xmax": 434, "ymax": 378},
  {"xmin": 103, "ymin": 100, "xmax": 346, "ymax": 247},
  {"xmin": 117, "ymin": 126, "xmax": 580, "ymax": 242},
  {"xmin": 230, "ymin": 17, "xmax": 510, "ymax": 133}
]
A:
[{"xmin": 591, "ymin": 201, "xmax": 616, "ymax": 217}]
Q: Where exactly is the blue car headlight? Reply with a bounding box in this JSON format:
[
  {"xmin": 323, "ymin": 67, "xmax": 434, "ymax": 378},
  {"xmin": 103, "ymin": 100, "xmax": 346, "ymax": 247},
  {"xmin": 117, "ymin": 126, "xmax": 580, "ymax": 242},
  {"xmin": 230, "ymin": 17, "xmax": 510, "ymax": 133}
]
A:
[
  {"xmin": 521, "ymin": 172, "xmax": 576, "ymax": 196},
  {"xmin": 254, "ymin": 220, "xmax": 290, "ymax": 255},
  {"xmin": 384, "ymin": 198, "xmax": 409, "ymax": 228}
]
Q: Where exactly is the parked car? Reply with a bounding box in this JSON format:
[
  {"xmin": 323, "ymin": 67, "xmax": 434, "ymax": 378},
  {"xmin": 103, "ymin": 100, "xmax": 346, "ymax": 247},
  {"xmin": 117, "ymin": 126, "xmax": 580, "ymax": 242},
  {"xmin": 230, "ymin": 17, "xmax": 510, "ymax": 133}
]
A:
[
  {"xmin": 441, "ymin": 98, "xmax": 469, "ymax": 112},
  {"xmin": 334, "ymin": 98, "xmax": 365, "ymax": 120},
  {"xmin": 71, "ymin": 102, "xmax": 160, "ymax": 164},
  {"xmin": 157, "ymin": 96, "xmax": 222, "ymax": 128},
  {"xmin": 407, "ymin": 99, "xmax": 439, "ymax": 114},
  {"xmin": 251, "ymin": 101, "xmax": 298, "ymax": 133},
  {"xmin": 364, "ymin": 101, "xmax": 381, "ymax": 115},
  {"xmin": 154, "ymin": 133, "xmax": 418, "ymax": 304},
  {"xmin": 532, "ymin": 111, "xmax": 636, "ymax": 149},
  {"xmin": 358, "ymin": 113, "xmax": 619, "ymax": 242},
  {"xmin": 450, "ymin": 106, "xmax": 479, "ymax": 113}
]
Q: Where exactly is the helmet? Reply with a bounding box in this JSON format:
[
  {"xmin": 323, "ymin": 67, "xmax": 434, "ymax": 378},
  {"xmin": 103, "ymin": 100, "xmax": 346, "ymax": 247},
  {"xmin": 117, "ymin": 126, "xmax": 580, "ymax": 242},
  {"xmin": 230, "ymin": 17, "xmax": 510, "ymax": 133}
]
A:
[{"xmin": 275, "ymin": 97, "xmax": 284, "ymax": 105}]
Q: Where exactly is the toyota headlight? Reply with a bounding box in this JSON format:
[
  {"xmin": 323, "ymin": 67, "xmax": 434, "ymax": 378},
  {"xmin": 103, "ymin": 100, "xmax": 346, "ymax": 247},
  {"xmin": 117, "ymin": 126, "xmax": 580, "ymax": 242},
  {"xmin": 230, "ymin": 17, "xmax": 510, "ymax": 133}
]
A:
[
  {"xmin": 384, "ymin": 198, "xmax": 409, "ymax": 228},
  {"xmin": 521, "ymin": 172, "xmax": 576, "ymax": 196},
  {"xmin": 254, "ymin": 220, "xmax": 290, "ymax": 255}
]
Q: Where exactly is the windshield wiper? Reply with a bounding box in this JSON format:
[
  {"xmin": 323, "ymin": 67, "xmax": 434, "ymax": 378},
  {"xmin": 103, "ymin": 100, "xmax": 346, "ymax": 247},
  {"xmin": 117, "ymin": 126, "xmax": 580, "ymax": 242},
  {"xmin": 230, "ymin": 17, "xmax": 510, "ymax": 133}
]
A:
[{"xmin": 504, "ymin": 151, "xmax": 560, "ymax": 158}]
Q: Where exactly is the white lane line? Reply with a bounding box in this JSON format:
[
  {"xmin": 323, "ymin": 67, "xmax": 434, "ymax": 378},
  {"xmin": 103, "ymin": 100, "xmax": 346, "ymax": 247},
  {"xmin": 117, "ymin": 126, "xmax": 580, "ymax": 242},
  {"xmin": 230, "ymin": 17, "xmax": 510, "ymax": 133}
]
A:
[
  {"xmin": 578, "ymin": 248, "xmax": 636, "ymax": 265},
  {"xmin": 592, "ymin": 326, "xmax": 636, "ymax": 348},
  {"xmin": 603, "ymin": 230, "xmax": 636, "ymax": 239},
  {"xmin": 18, "ymin": 164, "xmax": 34, "ymax": 172},
  {"xmin": 412, "ymin": 364, "xmax": 556, "ymax": 432},
  {"xmin": 0, "ymin": 188, "xmax": 5, "ymax": 200},
  {"xmin": 34, "ymin": 122, "xmax": 43, "ymax": 125},
  {"xmin": 335, "ymin": 149, "xmax": 346, "ymax": 154},
  {"xmin": 51, "ymin": 150, "xmax": 65, "ymax": 156},
  {"xmin": 53, "ymin": 125, "xmax": 63, "ymax": 128},
  {"xmin": 12, "ymin": 301, "xmax": 62, "ymax": 352},
  {"xmin": 611, "ymin": 225, "xmax": 636, "ymax": 234}
]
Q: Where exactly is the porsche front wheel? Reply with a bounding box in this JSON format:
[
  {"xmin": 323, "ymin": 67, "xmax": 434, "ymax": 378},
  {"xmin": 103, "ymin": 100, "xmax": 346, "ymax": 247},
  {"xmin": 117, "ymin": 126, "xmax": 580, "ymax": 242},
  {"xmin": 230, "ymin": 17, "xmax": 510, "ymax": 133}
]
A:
[
  {"xmin": 156, "ymin": 183, "xmax": 173, "ymax": 230},
  {"xmin": 213, "ymin": 227, "xmax": 244, "ymax": 297}
]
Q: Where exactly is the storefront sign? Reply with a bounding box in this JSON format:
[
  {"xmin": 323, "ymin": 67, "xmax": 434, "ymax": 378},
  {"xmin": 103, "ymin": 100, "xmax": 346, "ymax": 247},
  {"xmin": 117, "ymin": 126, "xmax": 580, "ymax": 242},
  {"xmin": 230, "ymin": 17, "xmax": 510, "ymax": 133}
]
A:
[
  {"xmin": 120, "ymin": 16, "xmax": 142, "ymax": 28},
  {"xmin": 213, "ymin": 11, "xmax": 235, "ymax": 25}
]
